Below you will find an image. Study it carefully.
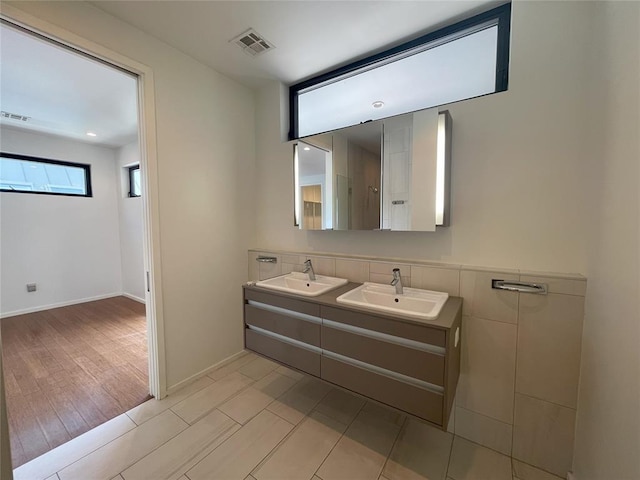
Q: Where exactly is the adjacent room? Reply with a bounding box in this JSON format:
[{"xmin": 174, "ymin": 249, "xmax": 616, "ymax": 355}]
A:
[{"xmin": 0, "ymin": 23, "xmax": 149, "ymax": 467}]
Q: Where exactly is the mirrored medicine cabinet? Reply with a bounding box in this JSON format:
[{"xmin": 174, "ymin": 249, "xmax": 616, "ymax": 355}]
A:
[
  {"xmin": 293, "ymin": 108, "xmax": 451, "ymax": 232},
  {"xmin": 289, "ymin": 3, "xmax": 511, "ymax": 232}
]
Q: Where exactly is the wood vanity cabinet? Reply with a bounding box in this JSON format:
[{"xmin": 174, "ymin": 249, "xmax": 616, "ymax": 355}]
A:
[{"xmin": 242, "ymin": 283, "xmax": 462, "ymax": 430}]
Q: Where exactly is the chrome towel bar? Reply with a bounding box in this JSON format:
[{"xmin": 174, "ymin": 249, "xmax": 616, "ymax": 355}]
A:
[
  {"xmin": 491, "ymin": 279, "xmax": 547, "ymax": 294},
  {"xmin": 256, "ymin": 256, "xmax": 277, "ymax": 263}
]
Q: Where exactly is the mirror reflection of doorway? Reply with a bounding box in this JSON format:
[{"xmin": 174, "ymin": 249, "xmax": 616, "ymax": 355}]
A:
[{"xmin": 301, "ymin": 184, "xmax": 322, "ymax": 230}]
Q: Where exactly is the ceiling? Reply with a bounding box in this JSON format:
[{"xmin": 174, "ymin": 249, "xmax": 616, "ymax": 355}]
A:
[
  {"xmin": 0, "ymin": 23, "xmax": 138, "ymax": 148},
  {"xmin": 90, "ymin": 0, "xmax": 498, "ymax": 89}
]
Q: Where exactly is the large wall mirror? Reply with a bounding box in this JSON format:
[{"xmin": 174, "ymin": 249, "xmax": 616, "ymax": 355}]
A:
[{"xmin": 293, "ymin": 107, "xmax": 451, "ymax": 232}]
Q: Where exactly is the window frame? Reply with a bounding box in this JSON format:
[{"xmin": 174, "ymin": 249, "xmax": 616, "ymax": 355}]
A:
[
  {"xmin": 0, "ymin": 151, "xmax": 93, "ymax": 197},
  {"xmin": 128, "ymin": 164, "xmax": 141, "ymax": 197},
  {"xmin": 288, "ymin": 2, "xmax": 511, "ymax": 140}
]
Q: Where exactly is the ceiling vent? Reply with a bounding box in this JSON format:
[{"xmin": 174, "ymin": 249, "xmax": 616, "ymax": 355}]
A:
[
  {"xmin": 1, "ymin": 111, "xmax": 30, "ymax": 122},
  {"xmin": 230, "ymin": 29, "xmax": 274, "ymax": 57}
]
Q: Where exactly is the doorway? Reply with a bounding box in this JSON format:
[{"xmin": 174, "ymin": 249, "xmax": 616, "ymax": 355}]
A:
[{"xmin": 0, "ymin": 17, "xmax": 163, "ymax": 467}]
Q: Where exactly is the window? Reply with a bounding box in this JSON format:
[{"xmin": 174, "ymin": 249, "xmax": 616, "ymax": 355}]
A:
[
  {"xmin": 289, "ymin": 3, "xmax": 511, "ymax": 139},
  {"xmin": 0, "ymin": 152, "xmax": 92, "ymax": 197},
  {"xmin": 128, "ymin": 164, "xmax": 141, "ymax": 197}
]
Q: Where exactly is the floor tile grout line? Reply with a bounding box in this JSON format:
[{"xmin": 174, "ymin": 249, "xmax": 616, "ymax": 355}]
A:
[
  {"xmin": 54, "ymin": 411, "xmax": 189, "ymax": 479},
  {"xmin": 169, "ymin": 374, "xmax": 258, "ymax": 425},
  {"xmin": 378, "ymin": 414, "xmax": 408, "ymax": 479},
  {"xmin": 125, "ymin": 373, "xmax": 220, "ymax": 427},
  {"xmin": 124, "ymin": 416, "xmax": 242, "ymax": 480},
  {"xmin": 251, "ymin": 382, "xmax": 334, "ymax": 477},
  {"xmin": 445, "ymin": 428, "xmax": 457, "ymax": 478},
  {"xmin": 249, "ymin": 410, "xmax": 305, "ymax": 477},
  {"xmin": 22, "ymin": 416, "xmax": 136, "ymax": 478},
  {"xmin": 455, "ymin": 405, "xmax": 513, "ymax": 428},
  {"xmin": 312, "ymin": 396, "xmax": 368, "ymax": 478},
  {"xmin": 177, "ymin": 415, "xmax": 247, "ymax": 479},
  {"xmin": 511, "ymin": 288, "xmax": 520, "ymax": 460}
]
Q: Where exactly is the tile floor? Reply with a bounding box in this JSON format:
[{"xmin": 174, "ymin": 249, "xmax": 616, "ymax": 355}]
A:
[{"xmin": 14, "ymin": 351, "xmax": 563, "ymax": 480}]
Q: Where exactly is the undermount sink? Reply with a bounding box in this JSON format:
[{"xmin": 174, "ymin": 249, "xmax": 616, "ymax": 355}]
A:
[
  {"xmin": 336, "ymin": 282, "xmax": 449, "ymax": 320},
  {"xmin": 256, "ymin": 272, "xmax": 348, "ymax": 297}
]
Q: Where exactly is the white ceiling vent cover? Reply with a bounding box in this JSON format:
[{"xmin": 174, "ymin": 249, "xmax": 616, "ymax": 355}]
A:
[
  {"xmin": 1, "ymin": 111, "xmax": 30, "ymax": 122},
  {"xmin": 230, "ymin": 29, "xmax": 274, "ymax": 57}
]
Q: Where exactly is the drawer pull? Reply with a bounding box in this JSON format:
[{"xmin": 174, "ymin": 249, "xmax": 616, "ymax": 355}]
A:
[
  {"xmin": 246, "ymin": 325, "xmax": 322, "ymax": 353},
  {"xmin": 322, "ymin": 350, "xmax": 444, "ymax": 394},
  {"xmin": 322, "ymin": 319, "xmax": 445, "ymax": 355},
  {"xmin": 248, "ymin": 300, "xmax": 322, "ymax": 324},
  {"xmin": 491, "ymin": 279, "xmax": 547, "ymax": 294}
]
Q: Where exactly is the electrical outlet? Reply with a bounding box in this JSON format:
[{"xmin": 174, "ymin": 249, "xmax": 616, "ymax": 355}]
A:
[{"xmin": 26, "ymin": 283, "xmax": 36, "ymax": 292}]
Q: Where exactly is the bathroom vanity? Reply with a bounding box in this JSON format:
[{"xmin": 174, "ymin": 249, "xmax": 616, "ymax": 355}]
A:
[{"xmin": 242, "ymin": 282, "xmax": 462, "ymax": 430}]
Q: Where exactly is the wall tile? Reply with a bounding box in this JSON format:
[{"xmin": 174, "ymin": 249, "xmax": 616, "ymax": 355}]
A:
[
  {"xmin": 460, "ymin": 270, "xmax": 519, "ymax": 324},
  {"xmin": 282, "ymin": 254, "xmax": 303, "ymax": 265},
  {"xmin": 512, "ymin": 393, "xmax": 576, "ymax": 478},
  {"xmin": 454, "ymin": 406, "xmax": 513, "ymax": 456},
  {"xmin": 335, "ymin": 259, "xmax": 370, "ymax": 283},
  {"xmin": 410, "ymin": 265, "xmax": 460, "ymax": 296},
  {"xmin": 369, "ymin": 261, "xmax": 411, "ymax": 286},
  {"xmin": 516, "ymin": 293, "xmax": 584, "ymax": 408},
  {"xmin": 248, "ymin": 251, "xmax": 259, "ymax": 281},
  {"xmin": 518, "ymin": 273, "xmax": 586, "ymax": 296},
  {"xmin": 456, "ymin": 316, "xmax": 517, "ymax": 424},
  {"xmin": 306, "ymin": 256, "xmax": 336, "ymax": 276},
  {"xmin": 257, "ymin": 253, "xmax": 281, "ymax": 280}
]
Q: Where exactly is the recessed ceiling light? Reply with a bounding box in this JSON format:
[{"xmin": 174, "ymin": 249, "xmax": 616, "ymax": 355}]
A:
[
  {"xmin": 372, "ymin": 101, "xmax": 385, "ymax": 109},
  {"xmin": 303, "ymin": 146, "xmax": 311, "ymax": 151},
  {"xmin": 86, "ymin": 132, "xmax": 97, "ymax": 137}
]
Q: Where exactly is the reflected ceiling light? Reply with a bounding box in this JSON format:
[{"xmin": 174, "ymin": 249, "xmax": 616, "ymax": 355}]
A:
[
  {"xmin": 86, "ymin": 132, "xmax": 97, "ymax": 137},
  {"xmin": 303, "ymin": 146, "xmax": 311, "ymax": 151},
  {"xmin": 372, "ymin": 101, "xmax": 385, "ymax": 109}
]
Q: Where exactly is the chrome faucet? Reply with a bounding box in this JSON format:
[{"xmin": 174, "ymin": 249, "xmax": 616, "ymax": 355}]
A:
[
  {"xmin": 303, "ymin": 259, "xmax": 316, "ymax": 281},
  {"xmin": 391, "ymin": 268, "xmax": 404, "ymax": 295}
]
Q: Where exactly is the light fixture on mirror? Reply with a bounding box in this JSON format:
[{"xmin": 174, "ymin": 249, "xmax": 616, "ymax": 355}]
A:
[
  {"xmin": 372, "ymin": 101, "xmax": 384, "ymax": 109},
  {"xmin": 435, "ymin": 111, "xmax": 450, "ymax": 226},
  {"xmin": 303, "ymin": 146, "xmax": 310, "ymax": 151},
  {"xmin": 293, "ymin": 144, "xmax": 300, "ymax": 227}
]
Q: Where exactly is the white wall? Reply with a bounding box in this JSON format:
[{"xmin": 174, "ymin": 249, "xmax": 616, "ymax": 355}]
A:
[
  {"xmin": 116, "ymin": 141, "xmax": 145, "ymax": 301},
  {"xmin": 573, "ymin": 2, "xmax": 640, "ymax": 479},
  {"xmin": 0, "ymin": 127, "xmax": 123, "ymax": 315},
  {"xmin": 5, "ymin": 1, "xmax": 257, "ymax": 389},
  {"xmin": 255, "ymin": 1, "xmax": 595, "ymax": 275}
]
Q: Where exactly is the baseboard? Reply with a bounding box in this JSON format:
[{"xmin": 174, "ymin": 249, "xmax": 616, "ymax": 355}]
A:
[
  {"xmin": 0, "ymin": 292, "xmax": 123, "ymax": 318},
  {"xmin": 166, "ymin": 350, "xmax": 250, "ymax": 396},
  {"xmin": 122, "ymin": 292, "xmax": 146, "ymax": 304}
]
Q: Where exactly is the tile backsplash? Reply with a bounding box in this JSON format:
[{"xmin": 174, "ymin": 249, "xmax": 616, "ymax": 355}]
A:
[{"xmin": 247, "ymin": 249, "xmax": 586, "ymax": 478}]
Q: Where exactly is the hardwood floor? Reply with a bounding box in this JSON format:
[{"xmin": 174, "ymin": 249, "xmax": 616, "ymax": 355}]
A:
[{"xmin": 1, "ymin": 296, "xmax": 151, "ymax": 467}]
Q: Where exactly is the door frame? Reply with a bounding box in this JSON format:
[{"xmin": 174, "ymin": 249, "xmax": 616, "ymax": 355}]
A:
[{"xmin": 1, "ymin": 5, "xmax": 167, "ymax": 398}]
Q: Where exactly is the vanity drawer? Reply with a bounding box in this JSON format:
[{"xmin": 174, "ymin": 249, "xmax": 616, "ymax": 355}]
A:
[
  {"xmin": 245, "ymin": 289, "xmax": 320, "ymax": 317},
  {"xmin": 321, "ymin": 324, "xmax": 445, "ymax": 386},
  {"xmin": 321, "ymin": 305, "xmax": 446, "ymax": 347},
  {"xmin": 245, "ymin": 328, "xmax": 320, "ymax": 377},
  {"xmin": 321, "ymin": 355, "xmax": 443, "ymax": 426},
  {"xmin": 245, "ymin": 304, "xmax": 320, "ymax": 346}
]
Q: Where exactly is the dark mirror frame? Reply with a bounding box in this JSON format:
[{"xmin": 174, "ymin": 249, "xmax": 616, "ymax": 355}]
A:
[{"xmin": 288, "ymin": 2, "xmax": 511, "ymax": 140}]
